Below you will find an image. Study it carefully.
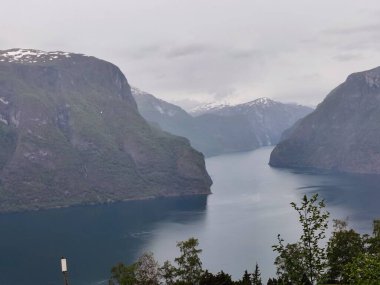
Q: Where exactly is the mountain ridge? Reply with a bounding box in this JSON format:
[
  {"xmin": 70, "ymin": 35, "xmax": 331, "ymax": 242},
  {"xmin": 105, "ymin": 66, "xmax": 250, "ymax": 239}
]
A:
[
  {"xmin": 132, "ymin": 88, "xmax": 313, "ymax": 156},
  {"xmin": 0, "ymin": 48, "xmax": 212, "ymax": 212},
  {"xmin": 270, "ymin": 66, "xmax": 380, "ymax": 174}
]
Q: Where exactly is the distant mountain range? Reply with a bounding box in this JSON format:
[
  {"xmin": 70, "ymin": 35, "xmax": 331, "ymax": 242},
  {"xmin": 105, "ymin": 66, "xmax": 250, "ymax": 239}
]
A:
[
  {"xmin": 132, "ymin": 88, "xmax": 313, "ymax": 157},
  {"xmin": 0, "ymin": 49, "xmax": 212, "ymax": 212},
  {"xmin": 270, "ymin": 66, "xmax": 380, "ymax": 175},
  {"xmin": 189, "ymin": 101, "xmax": 233, "ymax": 116}
]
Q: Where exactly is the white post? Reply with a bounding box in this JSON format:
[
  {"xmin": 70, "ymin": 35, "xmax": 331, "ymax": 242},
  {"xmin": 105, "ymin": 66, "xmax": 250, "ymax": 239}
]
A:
[{"xmin": 61, "ymin": 257, "xmax": 69, "ymax": 285}]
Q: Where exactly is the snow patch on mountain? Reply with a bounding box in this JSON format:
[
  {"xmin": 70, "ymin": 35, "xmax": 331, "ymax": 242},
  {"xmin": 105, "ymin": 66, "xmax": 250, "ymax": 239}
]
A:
[
  {"xmin": 190, "ymin": 97, "xmax": 278, "ymax": 116},
  {"xmin": 246, "ymin": 97, "xmax": 274, "ymax": 106},
  {"xmin": 0, "ymin": 48, "xmax": 74, "ymax": 64},
  {"xmin": 0, "ymin": 97, "xmax": 9, "ymax": 105},
  {"xmin": 189, "ymin": 100, "xmax": 232, "ymax": 116},
  {"xmin": 155, "ymin": 105, "xmax": 165, "ymax": 114}
]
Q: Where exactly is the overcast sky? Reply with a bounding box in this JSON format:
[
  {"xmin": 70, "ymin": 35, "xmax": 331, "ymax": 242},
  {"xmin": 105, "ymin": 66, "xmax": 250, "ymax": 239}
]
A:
[{"xmin": 1, "ymin": 0, "xmax": 380, "ymax": 109}]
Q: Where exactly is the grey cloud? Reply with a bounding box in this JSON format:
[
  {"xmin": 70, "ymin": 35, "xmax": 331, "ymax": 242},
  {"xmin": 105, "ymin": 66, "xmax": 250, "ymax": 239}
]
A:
[
  {"xmin": 333, "ymin": 53, "xmax": 363, "ymax": 62},
  {"xmin": 2, "ymin": 0, "xmax": 380, "ymax": 108},
  {"xmin": 210, "ymin": 87, "xmax": 237, "ymax": 100},
  {"xmin": 169, "ymin": 98, "xmax": 203, "ymax": 111},
  {"xmin": 228, "ymin": 48, "xmax": 263, "ymax": 59},
  {"xmin": 287, "ymin": 73, "xmax": 321, "ymax": 82},
  {"xmin": 166, "ymin": 44, "xmax": 209, "ymax": 58},
  {"xmin": 323, "ymin": 23, "xmax": 380, "ymax": 35},
  {"xmin": 127, "ymin": 45, "xmax": 163, "ymax": 59},
  {"xmin": 308, "ymin": 23, "xmax": 380, "ymax": 53}
]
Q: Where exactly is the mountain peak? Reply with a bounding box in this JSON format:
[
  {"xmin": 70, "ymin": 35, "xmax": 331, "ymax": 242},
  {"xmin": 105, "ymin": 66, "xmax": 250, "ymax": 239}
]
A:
[
  {"xmin": 270, "ymin": 65, "xmax": 380, "ymax": 175},
  {"xmin": 189, "ymin": 101, "xmax": 232, "ymax": 116},
  {"xmin": 345, "ymin": 66, "xmax": 380, "ymax": 88},
  {"xmin": 245, "ymin": 97, "xmax": 275, "ymax": 107},
  {"xmin": 364, "ymin": 67, "xmax": 380, "ymax": 88},
  {"xmin": 0, "ymin": 48, "xmax": 89, "ymax": 64}
]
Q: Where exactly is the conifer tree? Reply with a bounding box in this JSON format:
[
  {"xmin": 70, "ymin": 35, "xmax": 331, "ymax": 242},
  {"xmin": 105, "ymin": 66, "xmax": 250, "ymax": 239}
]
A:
[
  {"xmin": 252, "ymin": 263, "xmax": 262, "ymax": 285},
  {"xmin": 241, "ymin": 269, "xmax": 251, "ymax": 284}
]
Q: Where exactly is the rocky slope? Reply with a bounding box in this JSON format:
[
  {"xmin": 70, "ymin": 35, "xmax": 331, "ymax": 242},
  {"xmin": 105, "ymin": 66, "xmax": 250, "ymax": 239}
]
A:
[
  {"xmin": 270, "ymin": 66, "xmax": 380, "ymax": 174},
  {"xmin": 0, "ymin": 49, "xmax": 212, "ymax": 212},
  {"xmin": 133, "ymin": 88, "xmax": 312, "ymax": 156}
]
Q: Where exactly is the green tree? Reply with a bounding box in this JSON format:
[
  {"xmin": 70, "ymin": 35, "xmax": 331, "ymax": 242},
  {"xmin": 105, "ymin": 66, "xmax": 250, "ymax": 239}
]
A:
[
  {"xmin": 326, "ymin": 219, "xmax": 363, "ymax": 282},
  {"xmin": 175, "ymin": 237, "xmax": 203, "ymax": 284},
  {"xmin": 200, "ymin": 270, "xmax": 235, "ymax": 285},
  {"xmin": 161, "ymin": 237, "xmax": 205, "ymax": 285},
  {"xmin": 300, "ymin": 273, "xmax": 311, "ymax": 285},
  {"xmin": 110, "ymin": 262, "xmax": 137, "ymax": 285},
  {"xmin": 273, "ymin": 241, "xmax": 304, "ymax": 284},
  {"xmin": 161, "ymin": 260, "xmax": 177, "ymax": 285},
  {"xmin": 252, "ymin": 263, "xmax": 262, "ymax": 285},
  {"xmin": 343, "ymin": 253, "xmax": 380, "ymax": 284},
  {"xmin": 367, "ymin": 219, "xmax": 380, "ymax": 255},
  {"xmin": 273, "ymin": 194, "xmax": 329, "ymax": 284},
  {"xmin": 241, "ymin": 270, "xmax": 251, "ymax": 284},
  {"xmin": 341, "ymin": 220, "xmax": 380, "ymax": 284}
]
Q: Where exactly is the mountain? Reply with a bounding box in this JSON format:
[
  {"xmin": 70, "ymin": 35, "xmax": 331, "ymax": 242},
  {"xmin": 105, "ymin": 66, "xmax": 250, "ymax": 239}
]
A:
[
  {"xmin": 132, "ymin": 89, "xmax": 313, "ymax": 156},
  {"xmin": 270, "ymin": 66, "xmax": 380, "ymax": 174},
  {"xmin": 132, "ymin": 88, "xmax": 258, "ymax": 156},
  {"xmin": 190, "ymin": 101, "xmax": 232, "ymax": 116},
  {"xmin": 0, "ymin": 49, "xmax": 212, "ymax": 212},
  {"xmin": 196, "ymin": 98, "xmax": 314, "ymax": 146}
]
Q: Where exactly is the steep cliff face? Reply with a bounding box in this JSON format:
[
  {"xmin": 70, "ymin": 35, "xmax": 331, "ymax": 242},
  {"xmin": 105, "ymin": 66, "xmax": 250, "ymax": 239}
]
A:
[
  {"xmin": 270, "ymin": 66, "xmax": 380, "ymax": 174},
  {"xmin": 0, "ymin": 49, "xmax": 212, "ymax": 212}
]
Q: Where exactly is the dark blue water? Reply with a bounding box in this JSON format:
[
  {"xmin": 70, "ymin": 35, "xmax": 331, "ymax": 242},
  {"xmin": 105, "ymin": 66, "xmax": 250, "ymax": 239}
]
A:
[{"xmin": 0, "ymin": 147, "xmax": 379, "ymax": 284}]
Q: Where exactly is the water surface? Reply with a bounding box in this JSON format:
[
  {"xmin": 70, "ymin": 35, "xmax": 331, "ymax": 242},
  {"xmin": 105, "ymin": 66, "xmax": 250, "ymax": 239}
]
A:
[{"xmin": 0, "ymin": 147, "xmax": 379, "ymax": 284}]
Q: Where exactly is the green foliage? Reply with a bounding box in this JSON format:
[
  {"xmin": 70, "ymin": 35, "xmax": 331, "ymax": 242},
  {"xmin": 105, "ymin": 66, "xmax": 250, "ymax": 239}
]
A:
[
  {"xmin": 266, "ymin": 277, "xmax": 290, "ymax": 285},
  {"xmin": 367, "ymin": 219, "xmax": 380, "ymax": 255},
  {"xmin": 273, "ymin": 194, "xmax": 329, "ymax": 284},
  {"xmin": 273, "ymin": 241, "xmax": 304, "ymax": 284},
  {"xmin": 342, "ymin": 253, "xmax": 380, "ymax": 284},
  {"xmin": 161, "ymin": 260, "xmax": 177, "ymax": 285},
  {"xmin": 158, "ymin": 237, "xmax": 205, "ymax": 285},
  {"xmin": 174, "ymin": 237, "xmax": 204, "ymax": 284},
  {"xmin": 326, "ymin": 219, "xmax": 364, "ymax": 282},
  {"xmin": 200, "ymin": 270, "xmax": 235, "ymax": 285},
  {"xmin": 339, "ymin": 220, "xmax": 380, "ymax": 284},
  {"xmin": 110, "ymin": 262, "xmax": 137, "ymax": 285}
]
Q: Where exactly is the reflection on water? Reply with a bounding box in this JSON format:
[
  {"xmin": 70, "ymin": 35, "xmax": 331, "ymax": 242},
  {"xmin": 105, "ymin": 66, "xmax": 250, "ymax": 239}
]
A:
[
  {"xmin": 0, "ymin": 196, "xmax": 207, "ymax": 285},
  {"xmin": 0, "ymin": 147, "xmax": 379, "ymax": 284}
]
